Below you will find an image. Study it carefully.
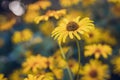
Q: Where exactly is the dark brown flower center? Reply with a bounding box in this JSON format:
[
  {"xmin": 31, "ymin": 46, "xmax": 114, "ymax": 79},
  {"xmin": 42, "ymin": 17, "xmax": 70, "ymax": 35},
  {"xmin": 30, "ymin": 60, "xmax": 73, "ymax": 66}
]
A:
[
  {"xmin": 89, "ymin": 70, "xmax": 98, "ymax": 78},
  {"xmin": 89, "ymin": 33, "xmax": 94, "ymax": 38},
  {"xmin": 66, "ymin": 21, "xmax": 79, "ymax": 31},
  {"xmin": 95, "ymin": 49, "xmax": 101, "ymax": 53}
]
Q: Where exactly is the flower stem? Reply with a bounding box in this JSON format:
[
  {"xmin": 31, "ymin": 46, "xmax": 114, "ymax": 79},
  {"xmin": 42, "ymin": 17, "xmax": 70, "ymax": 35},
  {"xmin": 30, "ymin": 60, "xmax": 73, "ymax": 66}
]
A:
[
  {"xmin": 76, "ymin": 40, "xmax": 80, "ymax": 80},
  {"xmin": 58, "ymin": 44, "xmax": 73, "ymax": 80}
]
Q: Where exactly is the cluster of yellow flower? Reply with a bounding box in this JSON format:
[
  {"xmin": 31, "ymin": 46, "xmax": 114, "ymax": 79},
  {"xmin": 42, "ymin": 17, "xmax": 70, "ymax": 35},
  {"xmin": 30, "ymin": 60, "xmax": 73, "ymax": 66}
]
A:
[
  {"xmin": 23, "ymin": 0, "xmax": 51, "ymax": 23},
  {"xmin": 34, "ymin": 9, "xmax": 66, "ymax": 24},
  {"xmin": 12, "ymin": 29, "xmax": 33, "ymax": 44}
]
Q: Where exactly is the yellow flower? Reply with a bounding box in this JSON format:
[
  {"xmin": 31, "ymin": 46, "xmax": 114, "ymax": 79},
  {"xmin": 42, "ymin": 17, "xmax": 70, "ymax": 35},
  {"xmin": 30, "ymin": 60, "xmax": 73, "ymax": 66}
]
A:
[
  {"xmin": 24, "ymin": 73, "xmax": 54, "ymax": 80},
  {"xmin": 81, "ymin": 0, "xmax": 96, "ymax": 7},
  {"xmin": 36, "ymin": 0, "xmax": 51, "ymax": 10},
  {"xmin": 0, "ymin": 18, "xmax": 16, "ymax": 31},
  {"xmin": 68, "ymin": 59, "xmax": 80, "ymax": 75},
  {"xmin": 52, "ymin": 68, "xmax": 63, "ymax": 80},
  {"xmin": 48, "ymin": 56, "xmax": 67, "ymax": 70},
  {"xmin": 111, "ymin": 5, "xmax": 120, "ymax": 17},
  {"xmin": 9, "ymin": 69, "xmax": 25, "ymax": 80},
  {"xmin": 101, "ymin": 29, "xmax": 117, "ymax": 45},
  {"xmin": 83, "ymin": 28, "xmax": 102, "ymax": 44},
  {"xmin": 64, "ymin": 9, "xmax": 91, "ymax": 20},
  {"xmin": 23, "ymin": 10, "xmax": 40, "ymax": 23},
  {"xmin": 108, "ymin": 0, "xmax": 120, "ymax": 4},
  {"xmin": 84, "ymin": 44, "xmax": 112, "ymax": 59},
  {"xmin": 24, "ymin": 74, "xmax": 36, "ymax": 80},
  {"xmin": 48, "ymin": 47, "xmax": 69, "ymax": 70},
  {"xmin": 0, "ymin": 74, "xmax": 7, "ymax": 80},
  {"xmin": 0, "ymin": 38, "xmax": 4, "ymax": 48},
  {"xmin": 80, "ymin": 59, "xmax": 110, "ymax": 80},
  {"xmin": 12, "ymin": 29, "xmax": 33, "ymax": 43},
  {"xmin": 39, "ymin": 21, "xmax": 54, "ymax": 36},
  {"xmin": 22, "ymin": 54, "xmax": 48, "ymax": 73},
  {"xmin": 111, "ymin": 56, "xmax": 120, "ymax": 75},
  {"xmin": 51, "ymin": 16, "xmax": 95, "ymax": 44},
  {"xmin": 34, "ymin": 9, "xmax": 66, "ymax": 24},
  {"xmin": 59, "ymin": 0, "xmax": 80, "ymax": 7}
]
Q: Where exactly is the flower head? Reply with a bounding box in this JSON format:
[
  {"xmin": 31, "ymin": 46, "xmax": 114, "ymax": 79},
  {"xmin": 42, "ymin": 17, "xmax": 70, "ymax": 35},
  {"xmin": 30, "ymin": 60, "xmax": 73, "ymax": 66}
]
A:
[
  {"xmin": 24, "ymin": 73, "xmax": 54, "ymax": 80},
  {"xmin": 0, "ymin": 74, "xmax": 7, "ymax": 80},
  {"xmin": 34, "ymin": 9, "xmax": 66, "ymax": 24},
  {"xmin": 9, "ymin": 69, "xmax": 25, "ymax": 80},
  {"xmin": 83, "ymin": 28, "xmax": 102, "ymax": 44},
  {"xmin": 81, "ymin": 0, "xmax": 96, "ymax": 7},
  {"xmin": 108, "ymin": 0, "xmax": 120, "ymax": 4},
  {"xmin": 84, "ymin": 44, "xmax": 112, "ymax": 59},
  {"xmin": 59, "ymin": 0, "xmax": 80, "ymax": 7},
  {"xmin": 0, "ymin": 18, "xmax": 16, "ymax": 31},
  {"xmin": 51, "ymin": 16, "xmax": 95, "ymax": 44},
  {"xmin": 80, "ymin": 59, "xmax": 110, "ymax": 80},
  {"xmin": 68, "ymin": 59, "xmax": 80, "ymax": 75},
  {"xmin": 12, "ymin": 29, "xmax": 33, "ymax": 44},
  {"xmin": 111, "ymin": 56, "xmax": 120, "ymax": 75},
  {"xmin": 111, "ymin": 4, "xmax": 120, "ymax": 17},
  {"xmin": 22, "ymin": 54, "xmax": 48, "ymax": 73}
]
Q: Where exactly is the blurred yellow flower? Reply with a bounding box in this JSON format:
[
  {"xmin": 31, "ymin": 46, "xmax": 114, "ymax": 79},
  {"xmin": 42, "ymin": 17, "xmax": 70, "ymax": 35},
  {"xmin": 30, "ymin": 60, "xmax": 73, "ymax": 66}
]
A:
[
  {"xmin": 80, "ymin": 59, "xmax": 110, "ymax": 80},
  {"xmin": 24, "ymin": 73, "xmax": 54, "ymax": 80},
  {"xmin": 111, "ymin": 56, "xmax": 120, "ymax": 75},
  {"xmin": 9, "ymin": 69, "xmax": 25, "ymax": 80},
  {"xmin": 84, "ymin": 44, "xmax": 112, "ymax": 59},
  {"xmin": 51, "ymin": 16, "xmax": 95, "ymax": 44},
  {"xmin": 101, "ymin": 29, "xmax": 117, "ymax": 45},
  {"xmin": 27, "ymin": 0, "xmax": 51, "ymax": 10},
  {"xmin": 34, "ymin": 9, "xmax": 66, "ymax": 24},
  {"xmin": 48, "ymin": 56, "xmax": 67, "ymax": 70},
  {"xmin": 83, "ymin": 28, "xmax": 102, "ymax": 44},
  {"xmin": 39, "ymin": 21, "xmax": 54, "ymax": 36},
  {"xmin": 23, "ymin": 0, "xmax": 51, "ymax": 23},
  {"xmin": 52, "ymin": 69, "xmax": 63, "ymax": 80},
  {"xmin": 36, "ymin": 0, "xmax": 51, "ymax": 10},
  {"xmin": 68, "ymin": 59, "xmax": 80, "ymax": 75},
  {"xmin": 12, "ymin": 29, "xmax": 33, "ymax": 44},
  {"xmin": 0, "ymin": 74, "xmax": 7, "ymax": 80},
  {"xmin": 22, "ymin": 54, "xmax": 48, "ymax": 73},
  {"xmin": 108, "ymin": 0, "xmax": 120, "ymax": 4},
  {"xmin": 59, "ymin": 0, "xmax": 80, "ymax": 7},
  {"xmin": 111, "ymin": 5, "xmax": 120, "ymax": 17},
  {"xmin": 23, "ymin": 10, "xmax": 40, "ymax": 23},
  {"xmin": 0, "ymin": 38, "xmax": 4, "ymax": 47},
  {"xmin": 48, "ymin": 47, "xmax": 70, "ymax": 70},
  {"xmin": 64, "ymin": 9, "xmax": 91, "ymax": 20},
  {"xmin": 0, "ymin": 18, "xmax": 16, "ymax": 31},
  {"xmin": 23, "ymin": 3, "xmax": 40, "ymax": 23},
  {"xmin": 81, "ymin": 0, "xmax": 96, "ymax": 7}
]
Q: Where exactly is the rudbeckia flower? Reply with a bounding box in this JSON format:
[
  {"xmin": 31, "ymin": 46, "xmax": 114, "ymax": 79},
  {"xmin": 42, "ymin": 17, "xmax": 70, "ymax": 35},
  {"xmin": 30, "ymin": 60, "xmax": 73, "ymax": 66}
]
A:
[
  {"xmin": 80, "ymin": 59, "xmax": 110, "ymax": 80},
  {"xmin": 59, "ymin": 0, "xmax": 80, "ymax": 7},
  {"xmin": 51, "ymin": 16, "xmax": 95, "ymax": 44},
  {"xmin": 111, "ymin": 56, "xmax": 120, "ymax": 75},
  {"xmin": 0, "ymin": 74, "xmax": 7, "ymax": 80},
  {"xmin": 24, "ymin": 73, "xmax": 54, "ymax": 80},
  {"xmin": 22, "ymin": 54, "xmax": 48, "ymax": 73},
  {"xmin": 34, "ymin": 9, "xmax": 66, "ymax": 24},
  {"xmin": 84, "ymin": 44, "xmax": 112, "ymax": 59}
]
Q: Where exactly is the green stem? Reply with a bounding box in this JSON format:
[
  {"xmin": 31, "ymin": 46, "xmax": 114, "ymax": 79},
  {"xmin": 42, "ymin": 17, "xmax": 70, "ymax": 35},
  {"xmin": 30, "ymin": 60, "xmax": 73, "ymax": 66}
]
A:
[
  {"xmin": 58, "ymin": 44, "xmax": 73, "ymax": 80},
  {"xmin": 76, "ymin": 40, "xmax": 80, "ymax": 80}
]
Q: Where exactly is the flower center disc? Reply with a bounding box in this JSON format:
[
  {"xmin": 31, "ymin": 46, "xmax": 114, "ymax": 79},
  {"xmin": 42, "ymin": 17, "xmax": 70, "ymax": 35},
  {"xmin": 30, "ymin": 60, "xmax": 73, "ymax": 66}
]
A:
[
  {"xmin": 89, "ymin": 70, "xmax": 98, "ymax": 78},
  {"xmin": 66, "ymin": 21, "xmax": 79, "ymax": 31}
]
